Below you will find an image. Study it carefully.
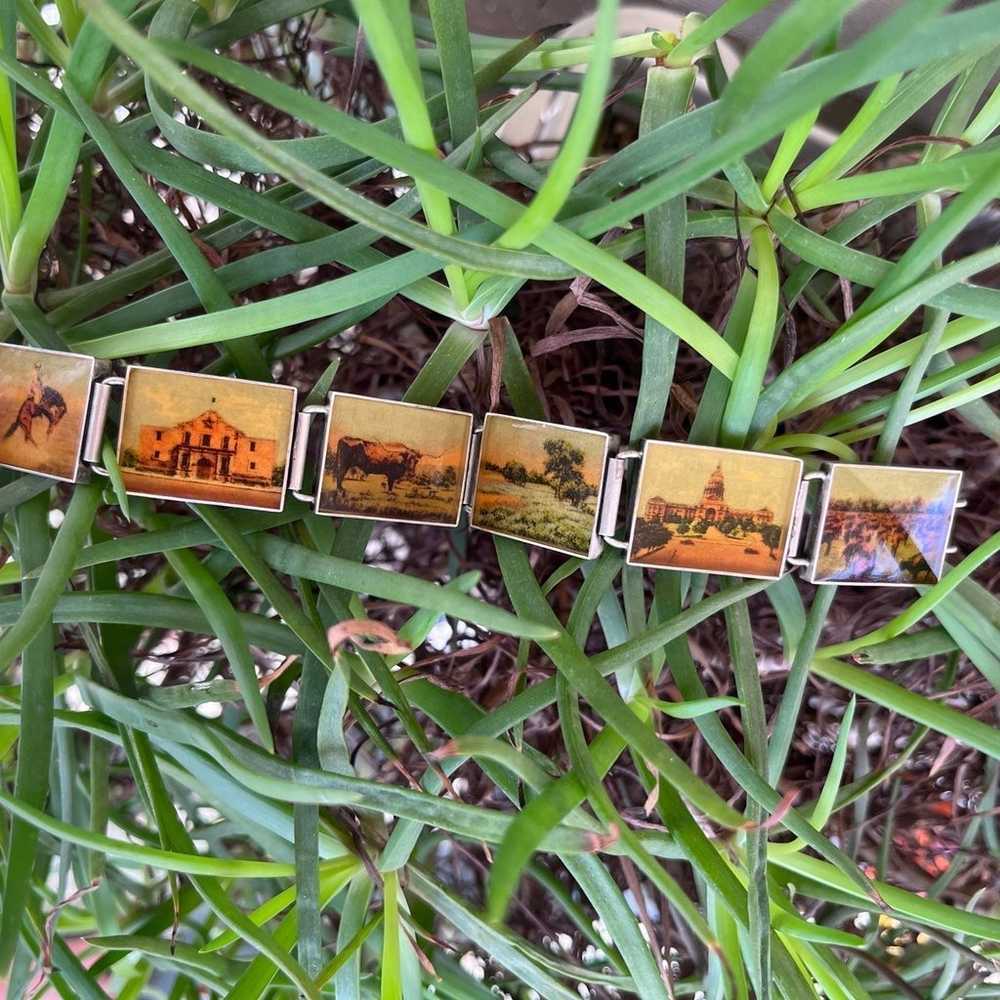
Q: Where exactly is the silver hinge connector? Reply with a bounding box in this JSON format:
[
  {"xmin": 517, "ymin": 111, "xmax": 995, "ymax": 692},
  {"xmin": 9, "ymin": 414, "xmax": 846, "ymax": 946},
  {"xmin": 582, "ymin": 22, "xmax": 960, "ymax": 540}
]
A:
[
  {"xmin": 598, "ymin": 448, "xmax": 642, "ymax": 550},
  {"xmin": 461, "ymin": 426, "xmax": 484, "ymax": 510},
  {"xmin": 82, "ymin": 375, "xmax": 125, "ymax": 477},
  {"xmin": 288, "ymin": 403, "xmax": 329, "ymax": 505},
  {"xmin": 784, "ymin": 470, "xmax": 827, "ymax": 569}
]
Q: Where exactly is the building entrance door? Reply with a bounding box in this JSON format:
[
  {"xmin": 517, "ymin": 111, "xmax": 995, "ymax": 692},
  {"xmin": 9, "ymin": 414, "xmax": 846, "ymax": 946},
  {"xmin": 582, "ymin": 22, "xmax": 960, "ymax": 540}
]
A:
[{"xmin": 195, "ymin": 456, "xmax": 214, "ymax": 479}]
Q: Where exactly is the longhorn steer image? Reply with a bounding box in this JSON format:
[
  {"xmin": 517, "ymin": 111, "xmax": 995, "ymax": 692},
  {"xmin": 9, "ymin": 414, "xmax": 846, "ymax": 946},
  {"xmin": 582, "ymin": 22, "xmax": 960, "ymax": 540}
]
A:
[{"xmin": 334, "ymin": 437, "xmax": 421, "ymax": 493}]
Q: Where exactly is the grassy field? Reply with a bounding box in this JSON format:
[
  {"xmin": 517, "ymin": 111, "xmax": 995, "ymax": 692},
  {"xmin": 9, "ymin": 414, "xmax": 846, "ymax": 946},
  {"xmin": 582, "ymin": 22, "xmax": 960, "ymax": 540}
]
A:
[
  {"xmin": 319, "ymin": 468, "xmax": 461, "ymax": 524},
  {"xmin": 472, "ymin": 471, "xmax": 597, "ymax": 556}
]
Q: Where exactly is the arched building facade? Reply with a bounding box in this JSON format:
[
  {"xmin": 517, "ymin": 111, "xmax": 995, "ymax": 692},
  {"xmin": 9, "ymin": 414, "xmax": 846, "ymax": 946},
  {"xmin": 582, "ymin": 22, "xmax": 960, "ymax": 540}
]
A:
[{"xmin": 136, "ymin": 409, "xmax": 277, "ymax": 485}]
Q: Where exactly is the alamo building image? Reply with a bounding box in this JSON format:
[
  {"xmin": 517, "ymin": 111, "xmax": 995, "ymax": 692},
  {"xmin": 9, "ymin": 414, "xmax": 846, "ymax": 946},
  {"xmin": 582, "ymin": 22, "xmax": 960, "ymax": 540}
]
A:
[
  {"xmin": 643, "ymin": 463, "xmax": 775, "ymax": 527},
  {"xmin": 133, "ymin": 409, "xmax": 278, "ymax": 485}
]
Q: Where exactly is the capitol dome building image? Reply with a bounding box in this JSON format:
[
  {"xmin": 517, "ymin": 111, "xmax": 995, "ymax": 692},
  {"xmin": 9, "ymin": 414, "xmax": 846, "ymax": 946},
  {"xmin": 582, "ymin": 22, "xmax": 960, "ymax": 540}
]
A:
[{"xmin": 642, "ymin": 462, "xmax": 774, "ymax": 529}]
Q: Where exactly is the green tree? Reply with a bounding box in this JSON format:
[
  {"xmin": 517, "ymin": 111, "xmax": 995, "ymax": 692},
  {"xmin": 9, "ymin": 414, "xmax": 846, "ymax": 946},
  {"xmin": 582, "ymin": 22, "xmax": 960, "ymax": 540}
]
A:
[
  {"xmin": 760, "ymin": 522, "xmax": 782, "ymax": 557},
  {"xmin": 636, "ymin": 520, "xmax": 673, "ymax": 551},
  {"xmin": 501, "ymin": 460, "xmax": 528, "ymax": 485},
  {"xmin": 719, "ymin": 515, "xmax": 739, "ymax": 537},
  {"xmin": 563, "ymin": 472, "xmax": 592, "ymax": 509},
  {"xmin": 542, "ymin": 438, "xmax": 586, "ymax": 500}
]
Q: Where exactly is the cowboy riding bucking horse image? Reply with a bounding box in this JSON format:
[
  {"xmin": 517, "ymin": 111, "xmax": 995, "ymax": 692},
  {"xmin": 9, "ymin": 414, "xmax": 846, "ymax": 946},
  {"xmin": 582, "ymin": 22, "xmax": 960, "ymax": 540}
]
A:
[{"xmin": 3, "ymin": 362, "xmax": 69, "ymax": 446}]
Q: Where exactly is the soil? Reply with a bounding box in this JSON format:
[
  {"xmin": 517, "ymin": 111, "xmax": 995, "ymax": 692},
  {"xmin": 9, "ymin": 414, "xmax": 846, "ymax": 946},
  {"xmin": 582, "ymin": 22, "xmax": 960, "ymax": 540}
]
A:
[
  {"xmin": 120, "ymin": 470, "xmax": 285, "ymax": 510},
  {"xmin": 631, "ymin": 524, "xmax": 783, "ymax": 577}
]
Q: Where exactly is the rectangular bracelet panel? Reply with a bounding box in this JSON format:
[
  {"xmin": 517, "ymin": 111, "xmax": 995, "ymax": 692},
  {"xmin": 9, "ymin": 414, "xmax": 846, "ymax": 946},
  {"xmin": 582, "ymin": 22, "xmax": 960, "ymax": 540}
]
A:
[
  {"xmin": 469, "ymin": 413, "xmax": 610, "ymax": 560},
  {"xmin": 626, "ymin": 440, "xmax": 804, "ymax": 581},
  {"xmin": 314, "ymin": 393, "xmax": 474, "ymax": 527},
  {"xmin": 803, "ymin": 462, "xmax": 963, "ymax": 587},
  {"xmin": 114, "ymin": 366, "xmax": 297, "ymax": 512},
  {"xmin": 0, "ymin": 342, "xmax": 96, "ymax": 483}
]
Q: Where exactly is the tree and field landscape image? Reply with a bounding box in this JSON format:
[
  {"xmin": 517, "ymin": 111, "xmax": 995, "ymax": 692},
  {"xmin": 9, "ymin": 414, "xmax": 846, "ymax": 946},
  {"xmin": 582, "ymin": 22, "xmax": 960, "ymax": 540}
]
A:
[
  {"xmin": 629, "ymin": 442, "xmax": 802, "ymax": 578},
  {"xmin": 471, "ymin": 414, "xmax": 608, "ymax": 557}
]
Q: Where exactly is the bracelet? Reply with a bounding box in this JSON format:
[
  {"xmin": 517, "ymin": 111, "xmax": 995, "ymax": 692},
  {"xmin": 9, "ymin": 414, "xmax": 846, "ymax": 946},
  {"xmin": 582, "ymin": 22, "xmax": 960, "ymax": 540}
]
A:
[{"xmin": 0, "ymin": 341, "xmax": 964, "ymax": 589}]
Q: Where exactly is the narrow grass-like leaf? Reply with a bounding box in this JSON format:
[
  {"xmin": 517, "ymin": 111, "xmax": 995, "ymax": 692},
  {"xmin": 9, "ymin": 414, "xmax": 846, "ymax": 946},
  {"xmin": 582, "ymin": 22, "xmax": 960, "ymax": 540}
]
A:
[
  {"xmin": 494, "ymin": 539, "xmax": 879, "ymax": 900},
  {"xmin": 809, "ymin": 658, "xmax": 1000, "ymax": 762},
  {"xmin": 0, "ymin": 786, "xmax": 296, "ymax": 877},
  {"xmin": 407, "ymin": 869, "xmax": 583, "ymax": 1000},
  {"xmin": 715, "ymin": 0, "xmax": 855, "ymax": 133},
  {"xmin": 666, "ymin": 0, "xmax": 770, "ymax": 67},
  {"xmin": 751, "ymin": 245, "xmax": 1000, "ymax": 441},
  {"xmin": 631, "ymin": 61, "xmax": 696, "ymax": 443},
  {"xmin": 720, "ymin": 226, "xmax": 779, "ymax": 447},
  {"xmin": 492, "ymin": 0, "xmax": 616, "ymax": 251},
  {"xmin": 352, "ymin": 0, "xmax": 467, "ymax": 307},
  {"xmin": 140, "ymin": 37, "xmax": 739, "ymax": 372},
  {"xmin": 636, "ymin": 694, "xmax": 742, "ymax": 719},
  {"xmin": 194, "ymin": 506, "xmax": 332, "ymax": 668},
  {"xmin": 6, "ymin": 2, "xmax": 134, "ymax": 292},
  {"xmin": 133, "ymin": 504, "xmax": 274, "ymax": 751},
  {"xmin": 426, "ymin": 0, "xmax": 477, "ymax": 149},
  {"xmin": 723, "ymin": 586, "xmax": 772, "ymax": 999},
  {"xmin": 0, "ymin": 482, "xmax": 100, "ymax": 673},
  {"xmin": 772, "ymin": 697, "xmax": 855, "ymax": 855},
  {"xmin": 767, "ymin": 586, "xmax": 838, "ymax": 783},
  {"xmin": 0, "ymin": 493, "xmax": 55, "ymax": 976},
  {"xmin": 86, "ymin": 937, "xmax": 239, "ymax": 992},
  {"xmin": 60, "ymin": 77, "xmax": 268, "ymax": 380}
]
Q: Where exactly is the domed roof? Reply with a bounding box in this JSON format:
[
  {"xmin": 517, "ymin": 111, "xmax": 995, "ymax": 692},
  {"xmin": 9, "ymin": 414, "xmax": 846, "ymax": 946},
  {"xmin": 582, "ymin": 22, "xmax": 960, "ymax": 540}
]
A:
[{"xmin": 702, "ymin": 462, "xmax": 725, "ymax": 502}]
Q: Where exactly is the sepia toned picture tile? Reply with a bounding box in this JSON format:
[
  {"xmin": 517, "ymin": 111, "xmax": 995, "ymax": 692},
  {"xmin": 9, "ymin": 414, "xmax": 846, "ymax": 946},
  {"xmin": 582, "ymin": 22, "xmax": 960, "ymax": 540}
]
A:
[
  {"xmin": 628, "ymin": 441, "xmax": 802, "ymax": 579},
  {"xmin": 0, "ymin": 343, "xmax": 95, "ymax": 482},
  {"xmin": 117, "ymin": 367, "xmax": 296, "ymax": 511},
  {"xmin": 317, "ymin": 394, "xmax": 473, "ymax": 526},
  {"xmin": 810, "ymin": 463, "xmax": 962, "ymax": 586},
  {"xmin": 471, "ymin": 414, "xmax": 609, "ymax": 558}
]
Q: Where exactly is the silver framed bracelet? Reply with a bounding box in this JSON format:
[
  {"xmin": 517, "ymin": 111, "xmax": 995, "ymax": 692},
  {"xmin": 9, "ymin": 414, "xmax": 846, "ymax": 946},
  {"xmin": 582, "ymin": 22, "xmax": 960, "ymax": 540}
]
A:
[{"xmin": 0, "ymin": 341, "xmax": 967, "ymax": 589}]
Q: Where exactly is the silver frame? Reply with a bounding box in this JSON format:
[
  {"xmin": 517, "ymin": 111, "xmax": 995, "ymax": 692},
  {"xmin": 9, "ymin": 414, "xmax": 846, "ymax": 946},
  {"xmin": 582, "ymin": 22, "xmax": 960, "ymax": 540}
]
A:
[
  {"xmin": 468, "ymin": 412, "xmax": 611, "ymax": 560},
  {"xmin": 314, "ymin": 392, "xmax": 475, "ymax": 528},
  {"xmin": 115, "ymin": 365, "xmax": 298, "ymax": 512},
  {"xmin": 0, "ymin": 342, "xmax": 97, "ymax": 483},
  {"xmin": 803, "ymin": 461, "xmax": 964, "ymax": 588},
  {"xmin": 624, "ymin": 439, "xmax": 805, "ymax": 581}
]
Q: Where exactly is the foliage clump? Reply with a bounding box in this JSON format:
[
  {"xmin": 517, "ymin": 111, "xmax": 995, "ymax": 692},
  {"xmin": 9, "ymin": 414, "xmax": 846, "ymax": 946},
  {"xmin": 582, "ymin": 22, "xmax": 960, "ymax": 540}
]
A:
[{"xmin": 0, "ymin": 1, "xmax": 998, "ymax": 998}]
